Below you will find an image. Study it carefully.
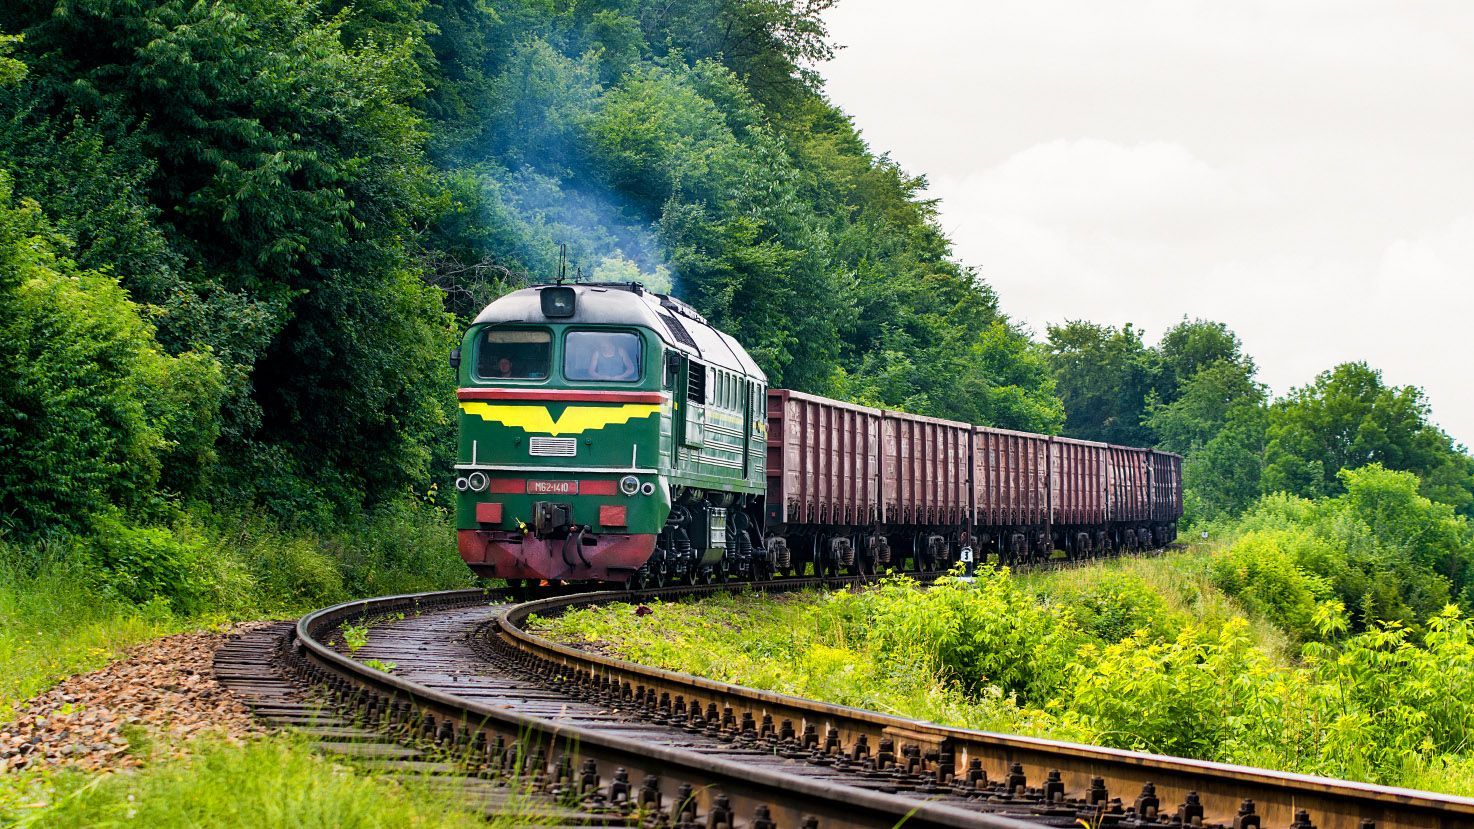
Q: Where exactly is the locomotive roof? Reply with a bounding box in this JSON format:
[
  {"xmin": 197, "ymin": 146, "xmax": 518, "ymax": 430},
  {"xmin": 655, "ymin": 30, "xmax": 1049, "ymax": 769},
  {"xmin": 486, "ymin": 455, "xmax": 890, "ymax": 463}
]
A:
[{"xmin": 472, "ymin": 283, "xmax": 766, "ymax": 380}]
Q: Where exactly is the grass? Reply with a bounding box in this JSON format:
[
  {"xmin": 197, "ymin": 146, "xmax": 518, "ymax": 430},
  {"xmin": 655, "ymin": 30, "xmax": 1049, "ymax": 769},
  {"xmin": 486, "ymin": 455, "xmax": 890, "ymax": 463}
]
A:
[
  {"xmin": 1, "ymin": 499, "xmax": 475, "ymax": 722},
  {"xmin": 1017, "ymin": 547, "xmax": 1297, "ymax": 661},
  {"xmin": 0, "ymin": 548, "xmax": 182, "ymax": 721},
  {"xmin": 0, "ymin": 735, "xmax": 536, "ymax": 828}
]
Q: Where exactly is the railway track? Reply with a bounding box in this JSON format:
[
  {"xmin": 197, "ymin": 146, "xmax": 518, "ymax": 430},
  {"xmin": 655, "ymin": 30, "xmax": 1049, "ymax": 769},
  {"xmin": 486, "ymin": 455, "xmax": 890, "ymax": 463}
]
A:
[{"xmin": 216, "ymin": 575, "xmax": 1474, "ymax": 829}]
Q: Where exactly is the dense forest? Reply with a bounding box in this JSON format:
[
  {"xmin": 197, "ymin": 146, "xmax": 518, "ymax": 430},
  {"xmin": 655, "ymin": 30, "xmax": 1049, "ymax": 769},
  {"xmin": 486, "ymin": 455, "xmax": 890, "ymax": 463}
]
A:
[
  {"xmin": 0, "ymin": 0, "xmax": 1470, "ymax": 598},
  {"xmin": 0, "ymin": 0, "xmax": 1062, "ymax": 543}
]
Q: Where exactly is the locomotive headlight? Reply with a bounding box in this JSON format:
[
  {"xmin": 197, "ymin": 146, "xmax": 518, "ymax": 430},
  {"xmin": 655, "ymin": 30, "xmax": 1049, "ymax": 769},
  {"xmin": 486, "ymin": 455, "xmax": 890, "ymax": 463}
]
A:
[
  {"xmin": 455, "ymin": 477, "xmax": 470, "ymax": 492},
  {"xmin": 619, "ymin": 475, "xmax": 640, "ymax": 496},
  {"xmin": 467, "ymin": 471, "xmax": 489, "ymax": 492}
]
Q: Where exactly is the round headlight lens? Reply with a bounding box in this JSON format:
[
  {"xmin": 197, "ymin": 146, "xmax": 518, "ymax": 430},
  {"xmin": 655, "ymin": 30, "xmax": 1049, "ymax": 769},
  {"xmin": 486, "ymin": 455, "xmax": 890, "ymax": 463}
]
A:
[
  {"xmin": 467, "ymin": 471, "xmax": 489, "ymax": 492},
  {"xmin": 454, "ymin": 477, "xmax": 470, "ymax": 492},
  {"xmin": 640, "ymin": 482, "xmax": 656, "ymax": 496},
  {"xmin": 619, "ymin": 475, "xmax": 640, "ymax": 496}
]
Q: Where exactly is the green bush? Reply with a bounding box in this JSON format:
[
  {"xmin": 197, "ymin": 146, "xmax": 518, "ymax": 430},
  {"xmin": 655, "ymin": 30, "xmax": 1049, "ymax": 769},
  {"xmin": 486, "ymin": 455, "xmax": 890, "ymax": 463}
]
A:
[
  {"xmin": 860, "ymin": 570, "xmax": 1082, "ymax": 703},
  {"xmin": 1212, "ymin": 466, "xmax": 1474, "ymax": 631},
  {"xmin": 88, "ymin": 511, "xmax": 250, "ymax": 616},
  {"xmin": 0, "ymin": 173, "xmax": 223, "ymax": 539},
  {"xmin": 1209, "ymin": 530, "xmax": 1332, "ymax": 638},
  {"xmin": 1064, "ymin": 618, "xmax": 1269, "ymax": 758},
  {"xmin": 1045, "ymin": 569, "xmax": 1182, "ymax": 642}
]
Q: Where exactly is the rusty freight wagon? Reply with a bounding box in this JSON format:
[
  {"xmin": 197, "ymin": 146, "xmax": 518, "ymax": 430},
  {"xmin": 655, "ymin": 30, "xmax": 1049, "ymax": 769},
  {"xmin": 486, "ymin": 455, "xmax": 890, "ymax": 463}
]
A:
[
  {"xmin": 972, "ymin": 427, "xmax": 1050, "ymax": 561},
  {"xmin": 764, "ymin": 390, "xmax": 884, "ymax": 575},
  {"xmin": 881, "ymin": 410, "xmax": 974, "ymax": 570},
  {"xmin": 1049, "ymin": 436, "xmax": 1110, "ymax": 558}
]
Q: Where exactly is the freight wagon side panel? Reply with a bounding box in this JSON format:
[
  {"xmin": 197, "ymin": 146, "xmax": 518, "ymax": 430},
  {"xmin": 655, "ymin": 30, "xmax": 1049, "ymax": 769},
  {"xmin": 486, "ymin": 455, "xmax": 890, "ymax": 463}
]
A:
[
  {"xmin": 1149, "ymin": 451, "xmax": 1183, "ymax": 523},
  {"xmin": 974, "ymin": 428, "xmax": 1049, "ymax": 528},
  {"xmin": 881, "ymin": 411, "xmax": 971, "ymax": 527},
  {"xmin": 1107, "ymin": 445, "xmax": 1151, "ymax": 523},
  {"xmin": 1052, "ymin": 437, "xmax": 1108, "ymax": 526},
  {"xmin": 766, "ymin": 390, "xmax": 882, "ymax": 528}
]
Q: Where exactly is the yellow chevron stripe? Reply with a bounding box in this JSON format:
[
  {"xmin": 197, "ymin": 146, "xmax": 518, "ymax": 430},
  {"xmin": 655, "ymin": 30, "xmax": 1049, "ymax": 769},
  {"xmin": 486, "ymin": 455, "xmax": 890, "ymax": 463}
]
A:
[{"xmin": 460, "ymin": 402, "xmax": 663, "ymax": 436}]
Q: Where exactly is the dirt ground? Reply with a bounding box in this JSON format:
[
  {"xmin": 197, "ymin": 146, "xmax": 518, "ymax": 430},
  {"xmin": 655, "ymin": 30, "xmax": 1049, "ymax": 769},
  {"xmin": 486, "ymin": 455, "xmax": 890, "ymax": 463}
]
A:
[{"xmin": 1, "ymin": 623, "xmax": 272, "ymax": 774}]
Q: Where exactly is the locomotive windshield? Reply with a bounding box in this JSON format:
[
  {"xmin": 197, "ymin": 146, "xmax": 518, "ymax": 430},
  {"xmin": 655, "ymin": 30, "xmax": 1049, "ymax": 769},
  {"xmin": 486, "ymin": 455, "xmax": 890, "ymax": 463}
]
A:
[
  {"xmin": 564, "ymin": 331, "xmax": 641, "ymax": 382},
  {"xmin": 476, "ymin": 328, "xmax": 550, "ymax": 380}
]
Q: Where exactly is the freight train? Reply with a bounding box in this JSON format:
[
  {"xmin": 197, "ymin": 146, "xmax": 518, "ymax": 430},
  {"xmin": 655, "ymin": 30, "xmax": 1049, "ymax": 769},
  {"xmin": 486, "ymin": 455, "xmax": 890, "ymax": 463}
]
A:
[{"xmin": 452, "ymin": 282, "xmax": 1182, "ymax": 587}]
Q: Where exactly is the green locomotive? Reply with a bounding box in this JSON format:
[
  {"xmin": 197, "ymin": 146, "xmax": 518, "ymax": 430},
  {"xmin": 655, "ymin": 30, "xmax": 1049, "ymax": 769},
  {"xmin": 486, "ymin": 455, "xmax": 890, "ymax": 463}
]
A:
[{"xmin": 453, "ymin": 282, "xmax": 769, "ymax": 587}]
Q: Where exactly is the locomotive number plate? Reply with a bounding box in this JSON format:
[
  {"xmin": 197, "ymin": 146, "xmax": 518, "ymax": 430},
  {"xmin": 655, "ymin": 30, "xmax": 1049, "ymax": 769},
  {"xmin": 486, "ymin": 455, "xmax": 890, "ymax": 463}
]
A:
[{"xmin": 526, "ymin": 479, "xmax": 578, "ymax": 495}]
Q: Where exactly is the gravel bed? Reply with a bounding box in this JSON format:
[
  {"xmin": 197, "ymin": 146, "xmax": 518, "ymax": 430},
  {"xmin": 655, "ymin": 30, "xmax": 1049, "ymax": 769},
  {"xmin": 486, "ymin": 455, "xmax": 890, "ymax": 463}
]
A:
[{"xmin": 2, "ymin": 623, "xmax": 273, "ymax": 773}]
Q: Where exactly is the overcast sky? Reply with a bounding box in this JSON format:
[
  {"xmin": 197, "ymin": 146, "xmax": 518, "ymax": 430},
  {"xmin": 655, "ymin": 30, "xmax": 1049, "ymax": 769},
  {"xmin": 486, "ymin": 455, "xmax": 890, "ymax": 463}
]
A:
[{"xmin": 819, "ymin": 1, "xmax": 1474, "ymax": 448}]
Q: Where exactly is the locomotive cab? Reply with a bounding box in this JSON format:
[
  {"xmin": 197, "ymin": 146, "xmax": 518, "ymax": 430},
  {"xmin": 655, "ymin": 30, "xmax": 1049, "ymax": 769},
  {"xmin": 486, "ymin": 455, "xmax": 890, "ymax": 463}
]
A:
[{"xmin": 454, "ymin": 283, "xmax": 768, "ymax": 585}]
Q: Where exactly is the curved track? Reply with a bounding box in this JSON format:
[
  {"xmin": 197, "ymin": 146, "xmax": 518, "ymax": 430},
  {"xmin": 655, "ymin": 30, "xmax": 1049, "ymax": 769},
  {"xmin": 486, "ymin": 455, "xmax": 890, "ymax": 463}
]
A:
[{"xmin": 218, "ymin": 579, "xmax": 1474, "ymax": 829}]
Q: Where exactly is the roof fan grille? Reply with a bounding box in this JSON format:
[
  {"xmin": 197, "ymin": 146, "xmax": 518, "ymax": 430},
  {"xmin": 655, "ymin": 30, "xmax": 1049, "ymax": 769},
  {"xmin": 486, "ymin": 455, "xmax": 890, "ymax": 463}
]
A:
[{"xmin": 658, "ymin": 313, "xmax": 699, "ymax": 348}]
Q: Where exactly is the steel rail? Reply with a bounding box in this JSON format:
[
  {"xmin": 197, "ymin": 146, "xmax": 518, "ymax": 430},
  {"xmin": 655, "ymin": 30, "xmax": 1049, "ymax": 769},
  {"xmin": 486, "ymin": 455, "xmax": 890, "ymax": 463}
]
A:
[
  {"xmin": 292, "ymin": 587, "xmax": 1037, "ymax": 829},
  {"xmin": 495, "ymin": 584, "xmax": 1474, "ymax": 829}
]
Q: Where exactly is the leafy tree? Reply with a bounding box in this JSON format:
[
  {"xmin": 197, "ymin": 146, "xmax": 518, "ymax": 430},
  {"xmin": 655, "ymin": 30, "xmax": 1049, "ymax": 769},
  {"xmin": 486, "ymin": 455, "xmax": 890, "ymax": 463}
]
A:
[
  {"xmin": 0, "ymin": 174, "xmax": 223, "ymax": 537},
  {"xmin": 2, "ymin": 0, "xmax": 455, "ymax": 518},
  {"xmin": 1157, "ymin": 317, "xmax": 1250, "ymax": 393},
  {"xmin": 1180, "ymin": 401, "xmax": 1268, "ymax": 521},
  {"xmin": 1046, "ymin": 321, "xmax": 1162, "ymax": 445},
  {"xmin": 1264, "ymin": 363, "xmax": 1467, "ymax": 507}
]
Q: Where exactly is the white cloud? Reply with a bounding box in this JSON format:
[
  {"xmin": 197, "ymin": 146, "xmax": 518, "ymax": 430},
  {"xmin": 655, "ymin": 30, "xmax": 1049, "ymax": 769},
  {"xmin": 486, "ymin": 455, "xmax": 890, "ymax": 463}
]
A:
[{"xmin": 820, "ymin": 1, "xmax": 1474, "ymax": 447}]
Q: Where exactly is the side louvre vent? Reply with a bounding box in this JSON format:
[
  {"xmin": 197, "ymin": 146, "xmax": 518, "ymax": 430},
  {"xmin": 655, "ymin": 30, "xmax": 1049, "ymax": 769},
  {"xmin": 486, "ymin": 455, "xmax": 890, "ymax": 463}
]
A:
[
  {"xmin": 658, "ymin": 313, "xmax": 699, "ymax": 348},
  {"xmin": 687, "ymin": 363, "xmax": 707, "ymax": 404},
  {"xmin": 529, "ymin": 437, "xmax": 577, "ymax": 457}
]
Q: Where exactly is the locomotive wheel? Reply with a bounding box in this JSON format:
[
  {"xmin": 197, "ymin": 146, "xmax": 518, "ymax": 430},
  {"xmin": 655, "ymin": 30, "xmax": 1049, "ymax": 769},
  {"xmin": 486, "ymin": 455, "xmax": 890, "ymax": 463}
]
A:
[{"xmin": 653, "ymin": 562, "xmax": 669, "ymax": 589}]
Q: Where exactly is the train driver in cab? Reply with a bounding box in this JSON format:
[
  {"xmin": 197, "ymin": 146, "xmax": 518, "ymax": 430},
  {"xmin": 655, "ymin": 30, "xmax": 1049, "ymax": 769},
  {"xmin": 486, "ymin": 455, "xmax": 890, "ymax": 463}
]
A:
[{"xmin": 587, "ymin": 337, "xmax": 637, "ymax": 381}]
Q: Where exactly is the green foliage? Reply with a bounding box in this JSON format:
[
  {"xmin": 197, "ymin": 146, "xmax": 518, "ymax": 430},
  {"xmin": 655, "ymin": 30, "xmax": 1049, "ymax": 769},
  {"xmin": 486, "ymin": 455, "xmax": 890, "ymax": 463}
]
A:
[
  {"xmin": 339, "ymin": 622, "xmax": 369, "ymax": 653},
  {"xmin": 0, "ymin": 177, "xmax": 224, "ymax": 537},
  {"xmin": 1, "ymin": 0, "xmax": 454, "ymax": 521},
  {"xmin": 1045, "ymin": 320, "xmax": 1162, "ymax": 445},
  {"xmin": 1044, "ymin": 570, "xmax": 1181, "ymax": 642},
  {"xmin": 1265, "ymin": 363, "xmax": 1470, "ymax": 511},
  {"xmin": 0, "ymin": 33, "xmax": 22, "ymax": 86},
  {"xmin": 1208, "ymin": 530, "xmax": 1333, "ymax": 637},
  {"xmin": 1212, "ymin": 466, "xmax": 1474, "ymax": 632},
  {"xmin": 540, "ymin": 564, "xmax": 1474, "ymax": 795}
]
